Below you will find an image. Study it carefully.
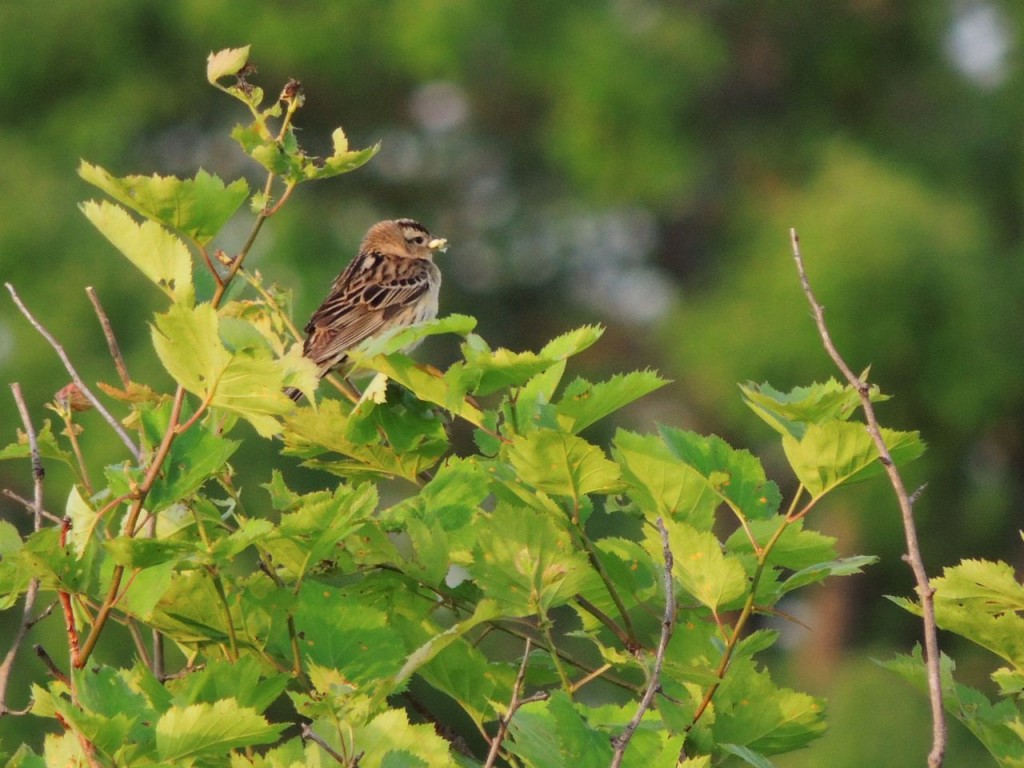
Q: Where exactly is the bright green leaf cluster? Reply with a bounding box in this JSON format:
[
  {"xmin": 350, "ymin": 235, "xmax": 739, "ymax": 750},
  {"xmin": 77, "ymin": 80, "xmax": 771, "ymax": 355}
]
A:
[{"xmin": 0, "ymin": 46, "xmax": 930, "ymax": 768}]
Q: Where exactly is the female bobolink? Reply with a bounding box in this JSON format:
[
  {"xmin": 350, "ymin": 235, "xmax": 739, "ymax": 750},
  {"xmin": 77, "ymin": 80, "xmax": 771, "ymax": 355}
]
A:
[{"xmin": 286, "ymin": 218, "xmax": 447, "ymax": 401}]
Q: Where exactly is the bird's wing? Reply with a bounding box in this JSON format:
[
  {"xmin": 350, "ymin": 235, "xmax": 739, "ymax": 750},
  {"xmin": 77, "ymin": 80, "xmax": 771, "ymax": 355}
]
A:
[{"xmin": 303, "ymin": 252, "xmax": 436, "ymax": 370}]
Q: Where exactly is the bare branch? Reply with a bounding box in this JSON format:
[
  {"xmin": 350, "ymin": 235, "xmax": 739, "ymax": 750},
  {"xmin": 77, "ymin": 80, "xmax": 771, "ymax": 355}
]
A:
[
  {"xmin": 1, "ymin": 489, "xmax": 62, "ymax": 524},
  {"xmin": 5, "ymin": 284, "xmax": 141, "ymax": 462},
  {"xmin": 611, "ymin": 516, "xmax": 675, "ymax": 767},
  {"xmin": 484, "ymin": 638, "xmax": 536, "ymax": 768},
  {"xmin": 789, "ymin": 228, "xmax": 945, "ymax": 767},
  {"xmin": 0, "ymin": 384, "xmax": 45, "ymax": 715},
  {"xmin": 85, "ymin": 287, "xmax": 131, "ymax": 387}
]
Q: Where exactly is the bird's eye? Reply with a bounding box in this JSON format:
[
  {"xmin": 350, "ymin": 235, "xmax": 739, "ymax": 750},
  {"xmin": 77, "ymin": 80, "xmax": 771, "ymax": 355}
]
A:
[{"xmin": 409, "ymin": 235, "xmax": 425, "ymax": 245}]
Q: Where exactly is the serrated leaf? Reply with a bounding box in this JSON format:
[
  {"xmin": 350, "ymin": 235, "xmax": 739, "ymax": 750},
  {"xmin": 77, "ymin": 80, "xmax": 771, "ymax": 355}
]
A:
[
  {"xmin": 555, "ymin": 370, "xmax": 669, "ymax": 433},
  {"xmin": 147, "ymin": 425, "xmax": 239, "ymax": 512},
  {"xmin": 104, "ymin": 536, "xmax": 195, "ymax": 569},
  {"xmin": 725, "ymin": 518, "xmax": 837, "ymax": 573},
  {"xmin": 0, "ymin": 420, "xmax": 78, "ymax": 472},
  {"xmin": 659, "ymin": 521, "xmax": 748, "ymax": 610},
  {"xmin": 779, "ymin": 555, "xmax": 877, "ymax": 594},
  {"xmin": 457, "ymin": 340, "xmax": 558, "ymax": 397},
  {"xmin": 924, "ymin": 560, "xmax": 1024, "ymax": 667},
  {"xmin": 470, "ymin": 505, "xmax": 591, "ymax": 616},
  {"xmin": 167, "ymin": 657, "xmax": 290, "ymax": 714},
  {"xmin": 613, "ymin": 430, "xmax": 718, "ymax": 529},
  {"xmin": 80, "ymin": 164, "xmax": 249, "ymax": 244},
  {"xmin": 152, "ymin": 303, "xmax": 314, "ymax": 436},
  {"xmin": 306, "ymin": 132, "xmax": 381, "ymax": 180},
  {"xmin": 660, "ymin": 427, "xmax": 782, "ymax": 520},
  {"xmin": 207, "ymin": 45, "xmax": 251, "ymax": 83},
  {"xmin": 713, "ymin": 659, "xmax": 826, "ymax": 755},
  {"xmin": 782, "ymin": 421, "xmax": 924, "ymax": 499},
  {"xmin": 739, "ymin": 378, "xmax": 886, "ymax": 439},
  {"xmin": 880, "ymin": 648, "xmax": 1024, "ymax": 765},
  {"xmin": 262, "ymin": 483, "xmax": 376, "ymax": 580},
  {"xmin": 284, "ymin": 398, "xmax": 442, "ymax": 482},
  {"xmin": 347, "ymin": 313, "xmax": 476, "ymax": 359},
  {"xmin": 156, "ymin": 700, "xmax": 284, "ymax": 761},
  {"xmin": 507, "ymin": 429, "xmax": 622, "ymax": 502},
  {"xmin": 82, "ymin": 200, "xmax": 194, "ymax": 304},
  {"xmin": 539, "ymin": 325, "xmax": 604, "ymax": 360},
  {"xmin": 348, "ymin": 709, "xmax": 453, "ymax": 768}
]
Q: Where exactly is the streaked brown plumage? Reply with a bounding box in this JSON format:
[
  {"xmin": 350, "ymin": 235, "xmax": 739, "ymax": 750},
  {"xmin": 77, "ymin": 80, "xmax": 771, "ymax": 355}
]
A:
[{"xmin": 286, "ymin": 218, "xmax": 446, "ymax": 401}]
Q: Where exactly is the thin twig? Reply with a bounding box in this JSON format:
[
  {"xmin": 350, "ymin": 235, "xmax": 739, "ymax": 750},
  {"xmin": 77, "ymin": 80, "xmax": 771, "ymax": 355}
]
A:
[
  {"xmin": 6, "ymin": 284, "xmax": 141, "ymax": 462},
  {"xmin": 0, "ymin": 384, "xmax": 44, "ymax": 715},
  {"xmin": 34, "ymin": 645, "xmax": 69, "ymax": 686},
  {"xmin": 74, "ymin": 387, "xmax": 187, "ymax": 668},
  {"xmin": 574, "ymin": 594, "xmax": 634, "ymax": 650},
  {"xmin": 85, "ymin": 287, "xmax": 130, "ymax": 387},
  {"xmin": 1, "ymin": 489, "xmax": 62, "ymax": 524},
  {"xmin": 611, "ymin": 517, "xmax": 675, "ymax": 767},
  {"xmin": 789, "ymin": 228, "xmax": 945, "ymax": 767},
  {"xmin": 484, "ymin": 638, "xmax": 535, "ymax": 768},
  {"xmin": 301, "ymin": 723, "xmax": 349, "ymax": 764}
]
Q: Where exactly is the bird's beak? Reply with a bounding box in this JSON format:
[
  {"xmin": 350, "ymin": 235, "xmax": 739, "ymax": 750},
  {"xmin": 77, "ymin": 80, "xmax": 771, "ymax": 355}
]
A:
[{"xmin": 428, "ymin": 237, "xmax": 448, "ymax": 253}]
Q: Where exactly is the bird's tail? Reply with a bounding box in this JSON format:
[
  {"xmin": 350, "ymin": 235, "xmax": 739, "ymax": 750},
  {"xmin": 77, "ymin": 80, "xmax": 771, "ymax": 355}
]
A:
[{"xmin": 283, "ymin": 386, "xmax": 304, "ymax": 402}]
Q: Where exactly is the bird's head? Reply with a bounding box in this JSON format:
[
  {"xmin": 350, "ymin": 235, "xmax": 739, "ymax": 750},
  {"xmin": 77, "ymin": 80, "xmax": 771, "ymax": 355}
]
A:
[{"xmin": 363, "ymin": 219, "xmax": 448, "ymax": 260}]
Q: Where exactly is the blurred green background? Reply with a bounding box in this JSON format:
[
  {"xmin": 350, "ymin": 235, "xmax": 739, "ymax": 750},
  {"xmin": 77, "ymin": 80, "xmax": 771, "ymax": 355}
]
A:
[{"xmin": 2, "ymin": 1, "xmax": 1022, "ymax": 763}]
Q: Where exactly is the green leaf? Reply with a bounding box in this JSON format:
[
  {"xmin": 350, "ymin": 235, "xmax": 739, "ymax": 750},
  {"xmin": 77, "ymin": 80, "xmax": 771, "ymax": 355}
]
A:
[
  {"xmin": 82, "ymin": 200, "xmax": 194, "ymax": 304},
  {"xmin": 0, "ymin": 420, "xmax": 78, "ymax": 473},
  {"xmin": 147, "ymin": 424, "xmax": 239, "ymax": 512},
  {"xmin": 284, "ymin": 398, "xmax": 439, "ymax": 482},
  {"xmin": 726, "ymin": 518, "xmax": 837, "ymax": 573},
  {"xmin": 0, "ymin": 520, "xmax": 22, "ymax": 557},
  {"xmin": 348, "ymin": 313, "xmax": 476, "ymax": 359},
  {"xmin": 348, "ymin": 709, "xmax": 453, "ymax": 767},
  {"xmin": 104, "ymin": 536, "xmax": 195, "ymax": 569},
  {"xmin": 779, "ymin": 555, "xmax": 877, "ymax": 595},
  {"xmin": 156, "ymin": 700, "xmax": 284, "ymax": 762},
  {"xmin": 925, "ymin": 560, "xmax": 1024, "ymax": 667},
  {"xmin": 80, "ymin": 164, "xmax": 249, "ymax": 244},
  {"xmin": 660, "ymin": 427, "xmax": 782, "ymax": 520},
  {"xmin": 507, "ymin": 429, "xmax": 622, "ymax": 502},
  {"xmin": 713, "ymin": 659, "xmax": 826, "ymax": 755},
  {"xmin": 288, "ymin": 582, "xmax": 406, "ymax": 686},
  {"xmin": 719, "ymin": 744, "xmax": 774, "ymax": 768},
  {"xmin": 470, "ymin": 505, "xmax": 591, "ymax": 616},
  {"xmin": 613, "ymin": 430, "xmax": 718, "ymax": 529},
  {"xmin": 152, "ymin": 303, "xmax": 315, "ymax": 436},
  {"xmin": 555, "ymin": 370, "xmax": 669, "ymax": 433},
  {"xmin": 304, "ymin": 128, "xmax": 381, "ymax": 180},
  {"xmin": 539, "ymin": 325, "xmax": 605, "ymax": 360},
  {"xmin": 507, "ymin": 693, "xmax": 612, "ymax": 768},
  {"xmin": 658, "ymin": 520, "xmax": 748, "ymax": 610},
  {"xmin": 881, "ymin": 649, "xmax": 1024, "ymax": 766},
  {"xmin": 165, "ymin": 658, "xmax": 290, "ymax": 714},
  {"xmin": 739, "ymin": 378, "xmax": 885, "ymax": 439},
  {"xmin": 206, "ymin": 45, "xmax": 251, "ymax": 84},
  {"xmin": 262, "ymin": 483, "xmax": 377, "ymax": 581},
  {"xmin": 454, "ymin": 338, "xmax": 560, "ymax": 397},
  {"xmin": 417, "ymin": 638, "xmax": 503, "ymax": 725},
  {"xmin": 782, "ymin": 421, "xmax": 924, "ymax": 499}
]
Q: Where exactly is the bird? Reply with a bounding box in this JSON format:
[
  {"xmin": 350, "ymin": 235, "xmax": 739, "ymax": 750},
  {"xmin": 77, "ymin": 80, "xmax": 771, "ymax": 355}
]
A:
[{"xmin": 285, "ymin": 218, "xmax": 447, "ymax": 401}]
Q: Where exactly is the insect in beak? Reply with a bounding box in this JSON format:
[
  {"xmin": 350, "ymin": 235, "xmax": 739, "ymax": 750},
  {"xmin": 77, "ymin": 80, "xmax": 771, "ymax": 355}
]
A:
[{"xmin": 428, "ymin": 237, "xmax": 448, "ymax": 253}]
